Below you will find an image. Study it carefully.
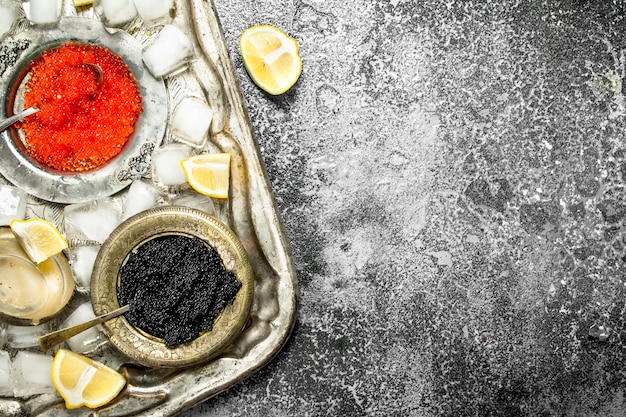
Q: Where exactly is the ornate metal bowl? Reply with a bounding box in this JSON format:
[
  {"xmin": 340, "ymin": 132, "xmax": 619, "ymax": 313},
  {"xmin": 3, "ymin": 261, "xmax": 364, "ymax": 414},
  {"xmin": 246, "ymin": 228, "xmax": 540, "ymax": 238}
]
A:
[
  {"xmin": 0, "ymin": 17, "xmax": 167, "ymax": 204},
  {"xmin": 90, "ymin": 206, "xmax": 254, "ymax": 368}
]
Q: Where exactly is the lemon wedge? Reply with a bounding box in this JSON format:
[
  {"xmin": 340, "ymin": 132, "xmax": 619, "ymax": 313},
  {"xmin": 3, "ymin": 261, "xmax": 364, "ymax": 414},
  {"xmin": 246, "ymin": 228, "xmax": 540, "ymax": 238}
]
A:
[
  {"xmin": 181, "ymin": 153, "xmax": 231, "ymax": 199},
  {"xmin": 10, "ymin": 218, "xmax": 68, "ymax": 264},
  {"xmin": 73, "ymin": 0, "xmax": 93, "ymax": 6},
  {"xmin": 240, "ymin": 25, "xmax": 302, "ymax": 95},
  {"xmin": 52, "ymin": 349, "xmax": 126, "ymax": 410}
]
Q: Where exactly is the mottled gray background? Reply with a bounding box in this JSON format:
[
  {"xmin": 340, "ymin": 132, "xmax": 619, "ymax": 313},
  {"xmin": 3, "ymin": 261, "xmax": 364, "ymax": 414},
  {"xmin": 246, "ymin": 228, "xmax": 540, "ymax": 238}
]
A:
[{"xmin": 185, "ymin": 1, "xmax": 626, "ymax": 416}]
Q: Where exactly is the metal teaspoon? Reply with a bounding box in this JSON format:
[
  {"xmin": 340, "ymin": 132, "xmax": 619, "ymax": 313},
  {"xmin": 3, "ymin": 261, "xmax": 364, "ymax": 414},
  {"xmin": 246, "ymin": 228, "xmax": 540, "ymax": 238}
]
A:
[
  {"xmin": 0, "ymin": 107, "xmax": 39, "ymax": 133},
  {"xmin": 39, "ymin": 304, "xmax": 130, "ymax": 352}
]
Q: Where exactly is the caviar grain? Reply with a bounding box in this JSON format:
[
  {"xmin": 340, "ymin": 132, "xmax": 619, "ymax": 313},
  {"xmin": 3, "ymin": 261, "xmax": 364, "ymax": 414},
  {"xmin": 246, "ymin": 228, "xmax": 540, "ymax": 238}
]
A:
[
  {"xmin": 117, "ymin": 235, "xmax": 242, "ymax": 347},
  {"xmin": 22, "ymin": 42, "xmax": 143, "ymax": 171}
]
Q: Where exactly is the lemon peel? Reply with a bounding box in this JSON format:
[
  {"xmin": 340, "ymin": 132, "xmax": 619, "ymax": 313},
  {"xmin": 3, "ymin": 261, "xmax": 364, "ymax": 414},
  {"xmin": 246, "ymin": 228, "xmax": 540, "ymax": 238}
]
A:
[
  {"xmin": 240, "ymin": 25, "xmax": 302, "ymax": 95},
  {"xmin": 52, "ymin": 349, "xmax": 126, "ymax": 410},
  {"xmin": 181, "ymin": 153, "xmax": 231, "ymax": 199},
  {"xmin": 10, "ymin": 218, "xmax": 68, "ymax": 264}
]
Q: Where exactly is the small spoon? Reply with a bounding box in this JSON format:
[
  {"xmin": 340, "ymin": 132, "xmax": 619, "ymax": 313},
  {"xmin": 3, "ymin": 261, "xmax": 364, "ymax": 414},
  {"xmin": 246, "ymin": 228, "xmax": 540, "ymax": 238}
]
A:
[
  {"xmin": 0, "ymin": 63, "xmax": 102, "ymax": 134},
  {"xmin": 0, "ymin": 107, "xmax": 39, "ymax": 133},
  {"xmin": 39, "ymin": 304, "xmax": 130, "ymax": 352},
  {"xmin": 82, "ymin": 62, "xmax": 104, "ymax": 86}
]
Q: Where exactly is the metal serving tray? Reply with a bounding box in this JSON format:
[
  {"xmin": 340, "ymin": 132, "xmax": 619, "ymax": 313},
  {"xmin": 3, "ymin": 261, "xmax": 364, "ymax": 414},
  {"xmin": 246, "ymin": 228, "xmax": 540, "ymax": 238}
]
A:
[{"xmin": 0, "ymin": 1, "xmax": 298, "ymax": 415}]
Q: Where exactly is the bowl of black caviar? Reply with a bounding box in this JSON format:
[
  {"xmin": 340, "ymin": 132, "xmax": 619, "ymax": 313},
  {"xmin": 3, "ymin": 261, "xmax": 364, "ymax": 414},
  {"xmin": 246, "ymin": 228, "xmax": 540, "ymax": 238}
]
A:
[{"xmin": 90, "ymin": 206, "xmax": 254, "ymax": 368}]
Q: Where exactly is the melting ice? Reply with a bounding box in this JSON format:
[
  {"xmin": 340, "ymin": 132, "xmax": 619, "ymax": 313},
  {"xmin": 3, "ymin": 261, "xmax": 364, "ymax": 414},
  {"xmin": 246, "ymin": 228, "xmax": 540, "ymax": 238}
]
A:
[
  {"xmin": 68, "ymin": 245, "xmax": 100, "ymax": 289},
  {"xmin": 151, "ymin": 143, "xmax": 191, "ymax": 186},
  {"xmin": 65, "ymin": 198, "xmax": 122, "ymax": 244},
  {"xmin": 27, "ymin": 0, "xmax": 60, "ymax": 25},
  {"xmin": 0, "ymin": 185, "xmax": 26, "ymax": 226},
  {"xmin": 122, "ymin": 180, "xmax": 160, "ymax": 220},
  {"xmin": 133, "ymin": 0, "xmax": 172, "ymax": 23},
  {"xmin": 96, "ymin": 0, "xmax": 137, "ymax": 26},
  {"xmin": 142, "ymin": 25, "xmax": 193, "ymax": 78},
  {"xmin": 0, "ymin": 2, "xmax": 20, "ymax": 38},
  {"xmin": 171, "ymin": 98, "xmax": 213, "ymax": 148},
  {"xmin": 12, "ymin": 351, "xmax": 55, "ymax": 397},
  {"xmin": 62, "ymin": 302, "xmax": 107, "ymax": 354}
]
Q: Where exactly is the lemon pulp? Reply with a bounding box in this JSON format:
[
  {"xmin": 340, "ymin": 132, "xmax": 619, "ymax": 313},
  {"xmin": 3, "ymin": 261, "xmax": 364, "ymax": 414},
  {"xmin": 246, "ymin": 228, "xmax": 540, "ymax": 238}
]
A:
[
  {"xmin": 181, "ymin": 153, "xmax": 231, "ymax": 199},
  {"xmin": 10, "ymin": 218, "xmax": 68, "ymax": 264},
  {"xmin": 240, "ymin": 25, "xmax": 302, "ymax": 95},
  {"xmin": 52, "ymin": 349, "xmax": 126, "ymax": 410}
]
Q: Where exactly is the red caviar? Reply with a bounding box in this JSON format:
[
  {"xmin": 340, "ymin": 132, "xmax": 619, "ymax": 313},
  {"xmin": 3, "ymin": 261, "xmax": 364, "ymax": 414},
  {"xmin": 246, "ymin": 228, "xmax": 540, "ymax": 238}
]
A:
[{"xmin": 21, "ymin": 42, "xmax": 143, "ymax": 172}]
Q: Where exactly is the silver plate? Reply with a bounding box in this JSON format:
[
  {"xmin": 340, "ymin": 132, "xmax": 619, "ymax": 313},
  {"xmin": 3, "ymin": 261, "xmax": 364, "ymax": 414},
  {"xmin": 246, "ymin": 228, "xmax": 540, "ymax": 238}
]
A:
[
  {"xmin": 0, "ymin": 17, "xmax": 167, "ymax": 204},
  {"xmin": 0, "ymin": 1, "xmax": 298, "ymax": 416}
]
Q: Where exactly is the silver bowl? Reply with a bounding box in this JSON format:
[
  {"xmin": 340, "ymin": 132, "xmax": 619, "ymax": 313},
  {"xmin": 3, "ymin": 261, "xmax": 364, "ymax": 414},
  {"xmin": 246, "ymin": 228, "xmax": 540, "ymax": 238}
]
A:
[{"xmin": 0, "ymin": 17, "xmax": 167, "ymax": 203}]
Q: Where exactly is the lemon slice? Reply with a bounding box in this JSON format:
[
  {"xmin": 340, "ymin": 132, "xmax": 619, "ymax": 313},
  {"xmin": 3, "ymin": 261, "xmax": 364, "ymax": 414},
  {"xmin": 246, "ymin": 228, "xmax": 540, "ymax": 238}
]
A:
[
  {"xmin": 73, "ymin": 0, "xmax": 93, "ymax": 6},
  {"xmin": 52, "ymin": 349, "xmax": 126, "ymax": 410},
  {"xmin": 10, "ymin": 218, "xmax": 68, "ymax": 264},
  {"xmin": 240, "ymin": 25, "xmax": 302, "ymax": 95},
  {"xmin": 181, "ymin": 153, "xmax": 231, "ymax": 199}
]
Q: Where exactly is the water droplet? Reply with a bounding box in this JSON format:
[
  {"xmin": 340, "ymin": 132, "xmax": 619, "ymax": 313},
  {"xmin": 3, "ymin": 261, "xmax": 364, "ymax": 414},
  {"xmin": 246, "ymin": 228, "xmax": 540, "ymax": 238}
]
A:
[{"xmin": 589, "ymin": 323, "xmax": 611, "ymax": 341}]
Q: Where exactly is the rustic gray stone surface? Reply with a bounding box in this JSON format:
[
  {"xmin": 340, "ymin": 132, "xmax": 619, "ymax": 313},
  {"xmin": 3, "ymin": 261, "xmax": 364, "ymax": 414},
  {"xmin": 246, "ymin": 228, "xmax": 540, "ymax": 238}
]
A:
[{"xmin": 185, "ymin": 1, "xmax": 626, "ymax": 416}]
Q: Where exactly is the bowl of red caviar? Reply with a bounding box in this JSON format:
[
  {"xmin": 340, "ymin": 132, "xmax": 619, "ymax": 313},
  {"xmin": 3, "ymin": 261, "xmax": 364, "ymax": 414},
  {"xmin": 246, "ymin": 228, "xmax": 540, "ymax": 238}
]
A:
[
  {"xmin": 0, "ymin": 17, "xmax": 167, "ymax": 203},
  {"xmin": 18, "ymin": 41, "xmax": 143, "ymax": 173},
  {"xmin": 90, "ymin": 206, "xmax": 255, "ymax": 368}
]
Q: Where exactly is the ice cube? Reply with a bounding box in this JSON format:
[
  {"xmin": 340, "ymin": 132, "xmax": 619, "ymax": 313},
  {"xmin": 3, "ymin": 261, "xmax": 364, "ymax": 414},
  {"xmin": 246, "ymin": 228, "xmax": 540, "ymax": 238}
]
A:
[
  {"xmin": 133, "ymin": 0, "xmax": 172, "ymax": 23},
  {"xmin": 6, "ymin": 323, "xmax": 48, "ymax": 349},
  {"xmin": 95, "ymin": 0, "xmax": 137, "ymax": 26},
  {"xmin": 171, "ymin": 98, "xmax": 213, "ymax": 148},
  {"xmin": 168, "ymin": 191, "xmax": 216, "ymax": 215},
  {"xmin": 0, "ymin": 350, "xmax": 11, "ymax": 396},
  {"xmin": 68, "ymin": 245, "xmax": 100, "ymax": 289},
  {"xmin": 62, "ymin": 302, "xmax": 107, "ymax": 354},
  {"xmin": 5, "ymin": 325, "xmax": 40, "ymax": 349},
  {"xmin": 0, "ymin": 323, "xmax": 7, "ymax": 348},
  {"xmin": 28, "ymin": 0, "xmax": 60, "ymax": 25},
  {"xmin": 65, "ymin": 198, "xmax": 122, "ymax": 244},
  {"xmin": 0, "ymin": 2, "xmax": 21, "ymax": 38},
  {"xmin": 142, "ymin": 25, "xmax": 194, "ymax": 78},
  {"xmin": 151, "ymin": 143, "xmax": 192, "ymax": 187},
  {"xmin": 12, "ymin": 351, "xmax": 55, "ymax": 397},
  {"xmin": 122, "ymin": 180, "xmax": 160, "ymax": 220},
  {"xmin": 589, "ymin": 323, "xmax": 611, "ymax": 341},
  {"xmin": 0, "ymin": 185, "xmax": 27, "ymax": 226}
]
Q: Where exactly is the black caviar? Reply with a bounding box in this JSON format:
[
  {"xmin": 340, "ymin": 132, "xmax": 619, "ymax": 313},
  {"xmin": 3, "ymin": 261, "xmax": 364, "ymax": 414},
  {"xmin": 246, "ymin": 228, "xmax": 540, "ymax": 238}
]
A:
[{"xmin": 117, "ymin": 234, "xmax": 242, "ymax": 347}]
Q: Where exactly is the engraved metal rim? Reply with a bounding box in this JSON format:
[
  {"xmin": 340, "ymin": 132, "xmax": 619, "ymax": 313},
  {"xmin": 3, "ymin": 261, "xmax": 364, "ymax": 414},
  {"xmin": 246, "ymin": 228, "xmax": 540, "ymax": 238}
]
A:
[
  {"xmin": 90, "ymin": 206, "xmax": 255, "ymax": 368},
  {"xmin": 0, "ymin": 227, "xmax": 74, "ymax": 326},
  {"xmin": 0, "ymin": 17, "xmax": 167, "ymax": 204}
]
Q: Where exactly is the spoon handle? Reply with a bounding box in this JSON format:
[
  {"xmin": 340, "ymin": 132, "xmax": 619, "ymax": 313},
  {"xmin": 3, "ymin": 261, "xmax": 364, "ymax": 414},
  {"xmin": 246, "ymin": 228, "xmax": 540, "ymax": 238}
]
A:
[
  {"xmin": 39, "ymin": 304, "xmax": 130, "ymax": 352},
  {"xmin": 0, "ymin": 107, "xmax": 39, "ymax": 132}
]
